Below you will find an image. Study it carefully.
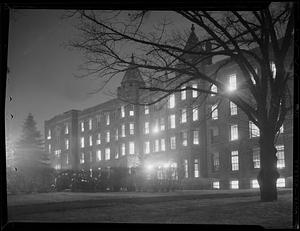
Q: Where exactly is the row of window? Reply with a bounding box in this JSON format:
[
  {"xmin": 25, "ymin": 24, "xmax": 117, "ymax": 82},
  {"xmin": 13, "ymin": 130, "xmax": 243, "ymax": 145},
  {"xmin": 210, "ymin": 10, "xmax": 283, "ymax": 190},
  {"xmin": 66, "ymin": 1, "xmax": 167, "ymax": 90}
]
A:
[{"xmin": 47, "ymin": 123, "xmax": 69, "ymax": 140}]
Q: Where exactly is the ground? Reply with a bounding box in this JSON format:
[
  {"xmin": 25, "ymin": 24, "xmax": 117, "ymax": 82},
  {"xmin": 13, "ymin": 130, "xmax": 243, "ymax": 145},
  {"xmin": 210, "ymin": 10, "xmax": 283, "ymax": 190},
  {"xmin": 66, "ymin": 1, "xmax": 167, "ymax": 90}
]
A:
[{"xmin": 7, "ymin": 189, "xmax": 293, "ymax": 229}]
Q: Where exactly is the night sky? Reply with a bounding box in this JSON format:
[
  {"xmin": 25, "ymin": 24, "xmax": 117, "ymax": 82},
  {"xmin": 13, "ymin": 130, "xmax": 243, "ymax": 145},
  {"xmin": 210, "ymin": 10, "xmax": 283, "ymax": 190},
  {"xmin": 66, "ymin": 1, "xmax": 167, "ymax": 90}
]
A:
[{"xmin": 5, "ymin": 9, "xmax": 190, "ymax": 143}]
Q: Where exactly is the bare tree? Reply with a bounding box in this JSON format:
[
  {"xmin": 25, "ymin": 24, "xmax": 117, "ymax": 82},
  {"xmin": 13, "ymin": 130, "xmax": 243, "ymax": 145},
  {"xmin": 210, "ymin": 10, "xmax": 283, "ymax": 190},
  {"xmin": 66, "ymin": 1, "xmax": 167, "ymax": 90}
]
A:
[{"xmin": 68, "ymin": 3, "xmax": 294, "ymax": 201}]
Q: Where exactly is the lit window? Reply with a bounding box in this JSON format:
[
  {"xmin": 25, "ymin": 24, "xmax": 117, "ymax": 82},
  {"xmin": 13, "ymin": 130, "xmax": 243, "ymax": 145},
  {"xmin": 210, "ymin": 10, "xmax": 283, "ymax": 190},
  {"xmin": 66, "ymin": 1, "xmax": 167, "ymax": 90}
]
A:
[
  {"xmin": 89, "ymin": 151, "xmax": 93, "ymax": 162},
  {"xmin": 48, "ymin": 144, "xmax": 51, "ymax": 153},
  {"xmin": 213, "ymin": 181, "xmax": 220, "ymax": 189},
  {"xmin": 211, "ymin": 104, "xmax": 218, "ymax": 120},
  {"xmin": 129, "ymin": 123, "xmax": 134, "ymax": 135},
  {"xmin": 129, "ymin": 105, "xmax": 134, "ymax": 116},
  {"xmin": 194, "ymin": 159, "xmax": 199, "ymax": 178},
  {"xmin": 80, "ymin": 137, "xmax": 84, "ymax": 148},
  {"xmin": 153, "ymin": 119, "xmax": 159, "ymax": 133},
  {"xmin": 80, "ymin": 153, "xmax": 84, "ymax": 164},
  {"xmin": 65, "ymin": 139, "xmax": 69, "ymax": 150},
  {"xmin": 145, "ymin": 105, "xmax": 149, "ymax": 115},
  {"xmin": 121, "ymin": 124, "xmax": 126, "ymax": 137},
  {"xmin": 160, "ymin": 118, "xmax": 165, "ymax": 131},
  {"xmin": 170, "ymin": 136, "xmax": 176, "ymax": 150},
  {"xmin": 89, "ymin": 135, "xmax": 93, "ymax": 146},
  {"xmin": 55, "ymin": 164, "xmax": 61, "ymax": 170},
  {"xmin": 193, "ymin": 108, "xmax": 198, "ymax": 121},
  {"xmin": 121, "ymin": 106, "xmax": 125, "ymax": 118},
  {"xmin": 96, "ymin": 133, "xmax": 101, "ymax": 145},
  {"xmin": 121, "ymin": 143, "xmax": 126, "ymax": 156},
  {"xmin": 65, "ymin": 124, "xmax": 69, "ymax": 134},
  {"xmin": 271, "ymin": 62, "xmax": 276, "ymax": 79},
  {"xmin": 115, "ymin": 129, "xmax": 118, "ymax": 141},
  {"xmin": 192, "ymin": 83, "xmax": 198, "ymax": 98},
  {"xmin": 228, "ymin": 74, "xmax": 237, "ymax": 91},
  {"xmin": 277, "ymin": 178, "xmax": 285, "ymax": 188},
  {"xmin": 181, "ymin": 85, "xmax": 186, "ymax": 100},
  {"xmin": 170, "ymin": 114, "xmax": 176, "ymax": 129},
  {"xmin": 276, "ymin": 145, "xmax": 285, "ymax": 169},
  {"xmin": 106, "ymin": 131, "xmax": 110, "ymax": 143},
  {"xmin": 143, "ymin": 122, "xmax": 149, "ymax": 134},
  {"xmin": 251, "ymin": 179, "xmax": 260, "ymax": 189},
  {"xmin": 106, "ymin": 113, "xmax": 110, "ymax": 125},
  {"xmin": 193, "ymin": 131, "xmax": 199, "ymax": 145},
  {"xmin": 230, "ymin": 124, "xmax": 238, "ymax": 141},
  {"xmin": 144, "ymin": 141, "xmax": 150, "ymax": 154},
  {"xmin": 96, "ymin": 115, "xmax": 101, "ymax": 128},
  {"xmin": 230, "ymin": 102, "xmax": 237, "ymax": 115},
  {"xmin": 250, "ymin": 68, "xmax": 258, "ymax": 85},
  {"xmin": 97, "ymin": 150, "xmax": 101, "ymax": 161},
  {"xmin": 184, "ymin": 159, "xmax": 188, "ymax": 178},
  {"xmin": 181, "ymin": 109, "xmax": 187, "ymax": 123},
  {"xmin": 105, "ymin": 148, "xmax": 110, "ymax": 160},
  {"xmin": 230, "ymin": 180, "xmax": 239, "ymax": 189},
  {"xmin": 47, "ymin": 129, "xmax": 51, "ymax": 139},
  {"xmin": 54, "ymin": 149, "xmax": 61, "ymax": 157},
  {"xmin": 249, "ymin": 121, "xmax": 260, "ymax": 138},
  {"xmin": 89, "ymin": 118, "xmax": 92, "ymax": 130},
  {"xmin": 154, "ymin": 139, "xmax": 159, "ymax": 152},
  {"xmin": 231, "ymin": 150, "xmax": 239, "ymax": 171},
  {"xmin": 66, "ymin": 153, "xmax": 69, "ymax": 165},
  {"xmin": 169, "ymin": 94, "xmax": 175, "ymax": 108},
  {"xmin": 80, "ymin": 121, "xmax": 84, "ymax": 132},
  {"xmin": 129, "ymin": 142, "xmax": 135, "ymax": 154},
  {"xmin": 212, "ymin": 152, "xmax": 220, "ymax": 171},
  {"xmin": 182, "ymin": 131, "xmax": 188, "ymax": 146},
  {"xmin": 115, "ymin": 150, "xmax": 119, "ymax": 159},
  {"xmin": 211, "ymin": 84, "xmax": 217, "ymax": 96},
  {"xmin": 253, "ymin": 147, "xmax": 260, "ymax": 168},
  {"xmin": 161, "ymin": 138, "xmax": 165, "ymax": 151},
  {"xmin": 279, "ymin": 125, "xmax": 284, "ymax": 134}
]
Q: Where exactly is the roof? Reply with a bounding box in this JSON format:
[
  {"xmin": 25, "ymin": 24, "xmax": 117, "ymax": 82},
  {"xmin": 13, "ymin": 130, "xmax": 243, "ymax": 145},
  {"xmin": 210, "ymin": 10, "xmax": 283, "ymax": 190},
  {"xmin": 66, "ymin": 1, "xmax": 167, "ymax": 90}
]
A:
[{"xmin": 121, "ymin": 54, "xmax": 145, "ymax": 85}]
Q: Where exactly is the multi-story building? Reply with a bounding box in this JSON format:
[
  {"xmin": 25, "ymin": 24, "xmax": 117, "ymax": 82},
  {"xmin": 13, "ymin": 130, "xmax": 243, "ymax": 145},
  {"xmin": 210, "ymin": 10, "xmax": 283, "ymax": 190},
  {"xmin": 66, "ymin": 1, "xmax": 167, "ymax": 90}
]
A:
[{"xmin": 45, "ymin": 25, "xmax": 293, "ymax": 190}]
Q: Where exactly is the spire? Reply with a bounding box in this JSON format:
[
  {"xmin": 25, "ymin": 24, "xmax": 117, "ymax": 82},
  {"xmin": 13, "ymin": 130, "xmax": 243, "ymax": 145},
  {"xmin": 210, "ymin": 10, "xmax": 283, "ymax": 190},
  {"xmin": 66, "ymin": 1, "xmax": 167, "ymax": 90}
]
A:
[
  {"xmin": 184, "ymin": 24, "xmax": 199, "ymax": 51},
  {"xmin": 120, "ymin": 54, "xmax": 145, "ymax": 85},
  {"xmin": 131, "ymin": 53, "xmax": 135, "ymax": 63},
  {"xmin": 191, "ymin": 24, "xmax": 195, "ymax": 32}
]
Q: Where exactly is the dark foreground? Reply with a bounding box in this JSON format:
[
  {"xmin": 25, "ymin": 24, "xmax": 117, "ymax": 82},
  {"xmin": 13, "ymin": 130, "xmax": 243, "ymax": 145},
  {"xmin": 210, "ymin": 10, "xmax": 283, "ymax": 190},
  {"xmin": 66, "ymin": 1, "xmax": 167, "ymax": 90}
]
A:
[{"xmin": 7, "ymin": 189, "xmax": 293, "ymax": 229}]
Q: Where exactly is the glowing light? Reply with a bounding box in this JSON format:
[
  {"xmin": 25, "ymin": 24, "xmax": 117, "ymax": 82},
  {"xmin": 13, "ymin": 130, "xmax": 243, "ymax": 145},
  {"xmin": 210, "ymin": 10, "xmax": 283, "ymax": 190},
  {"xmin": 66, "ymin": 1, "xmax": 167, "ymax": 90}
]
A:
[
  {"xmin": 152, "ymin": 126, "xmax": 159, "ymax": 134},
  {"xmin": 163, "ymin": 163, "xmax": 170, "ymax": 168},
  {"xmin": 146, "ymin": 164, "xmax": 154, "ymax": 171}
]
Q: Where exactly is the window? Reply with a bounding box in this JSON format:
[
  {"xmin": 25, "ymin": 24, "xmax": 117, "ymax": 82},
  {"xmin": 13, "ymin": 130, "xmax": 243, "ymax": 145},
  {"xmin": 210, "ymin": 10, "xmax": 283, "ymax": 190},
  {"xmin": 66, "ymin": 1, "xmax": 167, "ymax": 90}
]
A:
[
  {"xmin": 279, "ymin": 125, "xmax": 284, "ymax": 133},
  {"xmin": 55, "ymin": 164, "xmax": 61, "ymax": 170},
  {"xmin": 48, "ymin": 144, "xmax": 51, "ymax": 153},
  {"xmin": 106, "ymin": 113, "xmax": 110, "ymax": 125},
  {"xmin": 276, "ymin": 178, "xmax": 285, "ymax": 188},
  {"xmin": 129, "ymin": 123, "xmax": 134, "ymax": 135},
  {"xmin": 121, "ymin": 124, "xmax": 126, "ymax": 137},
  {"xmin": 211, "ymin": 84, "xmax": 217, "ymax": 96},
  {"xmin": 145, "ymin": 122, "xmax": 149, "ymax": 134},
  {"xmin": 251, "ymin": 179, "xmax": 259, "ymax": 189},
  {"xmin": 63, "ymin": 139, "xmax": 68, "ymax": 150},
  {"xmin": 161, "ymin": 139, "xmax": 166, "ymax": 151},
  {"xmin": 121, "ymin": 143, "xmax": 126, "ymax": 156},
  {"xmin": 182, "ymin": 131, "xmax": 188, "ymax": 146},
  {"xmin": 249, "ymin": 121, "xmax": 260, "ymax": 138},
  {"xmin": 115, "ymin": 150, "xmax": 119, "ymax": 159},
  {"xmin": 89, "ymin": 118, "xmax": 92, "ymax": 130},
  {"xmin": 129, "ymin": 105, "xmax": 134, "ymax": 116},
  {"xmin": 276, "ymin": 145, "xmax": 285, "ymax": 168},
  {"xmin": 96, "ymin": 133, "xmax": 101, "ymax": 145},
  {"xmin": 170, "ymin": 114, "xmax": 176, "ymax": 129},
  {"xmin": 89, "ymin": 151, "xmax": 93, "ymax": 162},
  {"xmin": 105, "ymin": 148, "xmax": 110, "ymax": 160},
  {"xmin": 153, "ymin": 119, "xmax": 159, "ymax": 133},
  {"xmin": 253, "ymin": 147, "xmax": 260, "ymax": 168},
  {"xmin": 96, "ymin": 150, "xmax": 101, "ymax": 161},
  {"xmin": 144, "ymin": 141, "xmax": 150, "ymax": 154},
  {"xmin": 271, "ymin": 62, "xmax": 276, "ymax": 79},
  {"xmin": 193, "ymin": 131, "xmax": 199, "ymax": 145},
  {"xmin": 160, "ymin": 118, "xmax": 165, "ymax": 131},
  {"xmin": 228, "ymin": 74, "xmax": 237, "ymax": 91},
  {"xmin": 192, "ymin": 83, "xmax": 198, "ymax": 98},
  {"xmin": 66, "ymin": 153, "xmax": 69, "ymax": 165},
  {"xmin": 211, "ymin": 104, "xmax": 218, "ymax": 120},
  {"xmin": 96, "ymin": 115, "xmax": 101, "ymax": 128},
  {"xmin": 170, "ymin": 136, "xmax": 176, "ymax": 150},
  {"xmin": 47, "ymin": 129, "xmax": 51, "ymax": 139},
  {"xmin": 181, "ymin": 109, "xmax": 187, "ymax": 123},
  {"xmin": 250, "ymin": 68, "xmax": 258, "ymax": 85},
  {"xmin": 169, "ymin": 94, "xmax": 175, "ymax": 108},
  {"xmin": 181, "ymin": 85, "xmax": 186, "ymax": 100},
  {"xmin": 192, "ymin": 108, "xmax": 198, "ymax": 121},
  {"xmin": 54, "ymin": 149, "xmax": 61, "ymax": 157},
  {"xmin": 184, "ymin": 159, "xmax": 188, "ymax": 178},
  {"xmin": 154, "ymin": 139, "xmax": 159, "ymax": 152},
  {"xmin": 230, "ymin": 102, "xmax": 237, "ymax": 115},
  {"xmin": 89, "ymin": 135, "xmax": 93, "ymax": 146},
  {"xmin": 65, "ymin": 124, "xmax": 69, "ymax": 134},
  {"xmin": 80, "ymin": 153, "xmax": 84, "ymax": 164},
  {"xmin": 80, "ymin": 137, "xmax": 84, "ymax": 148},
  {"xmin": 80, "ymin": 121, "xmax": 84, "ymax": 132},
  {"xmin": 145, "ymin": 105, "xmax": 149, "ymax": 115},
  {"xmin": 230, "ymin": 180, "xmax": 239, "ymax": 189},
  {"xmin": 121, "ymin": 106, "xmax": 125, "ymax": 118},
  {"xmin": 231, "ymin": 151, "xmax": 239, "ymax": 171},
  {"xmin": 115, "ymin": 129, "xmax": 118, "ymax": 141},
  {"xmin": 194, "ymin": 159, "xmax": 199, "ymax": 178},
  {"xmin": 230, "ymin": 124, "xmax": 238, "ymax": 141},
  {"xmin": 129, "ymin": 142, "xmax": 135, "ymax": 154},
  {"xmin": 106, "ymin": 131, "xmax": 110, "ymax": 143},
  {"xmin": 213, "ymin": 181, "xmax": 220, "ymax": 189},
  {"xmin": 211, "ymin": 127, "xmax": 219, "ymax": 144},
  {"xmin": 212, "ymin": 152, "xmax": 220, "ymax": 171}
]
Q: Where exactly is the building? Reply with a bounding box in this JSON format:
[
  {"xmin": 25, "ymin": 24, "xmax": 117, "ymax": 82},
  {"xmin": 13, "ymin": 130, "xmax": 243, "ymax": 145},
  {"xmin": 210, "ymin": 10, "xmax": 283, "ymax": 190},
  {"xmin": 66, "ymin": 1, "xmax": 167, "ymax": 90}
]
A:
[{"xmin": 44, "ymin": 25, "xmax": 293, "ymax": 190}]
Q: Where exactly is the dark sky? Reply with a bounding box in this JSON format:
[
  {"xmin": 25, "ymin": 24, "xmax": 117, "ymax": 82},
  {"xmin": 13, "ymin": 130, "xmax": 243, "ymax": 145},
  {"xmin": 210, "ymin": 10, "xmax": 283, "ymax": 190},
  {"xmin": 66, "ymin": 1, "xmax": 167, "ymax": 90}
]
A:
[{"xmin": 5, "ymin": 9, "xmax": 191, "ymax": 143}]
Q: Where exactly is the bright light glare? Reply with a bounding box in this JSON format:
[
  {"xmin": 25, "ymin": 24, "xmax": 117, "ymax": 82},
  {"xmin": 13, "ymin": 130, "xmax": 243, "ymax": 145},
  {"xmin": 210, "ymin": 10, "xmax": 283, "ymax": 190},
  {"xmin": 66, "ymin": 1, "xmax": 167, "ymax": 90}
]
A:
[
  {"xmin": 146, "ymin": 164, "xmax": 153, "ymax": 171},
  {"xmin": 152, "ymin": 126, "xmax": 159, "ymax": 134},
  {"xmin": 163, "ymin": 163, "xmax": 170, "ymax": 168}
]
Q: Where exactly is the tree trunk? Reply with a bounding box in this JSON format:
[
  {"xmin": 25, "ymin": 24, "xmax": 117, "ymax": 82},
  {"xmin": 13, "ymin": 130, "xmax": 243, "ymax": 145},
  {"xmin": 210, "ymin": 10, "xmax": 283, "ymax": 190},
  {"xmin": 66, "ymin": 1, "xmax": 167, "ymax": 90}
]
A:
[{"xmin": 257, "ymin": 130, "xmax": 280, "ymax": 202}]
